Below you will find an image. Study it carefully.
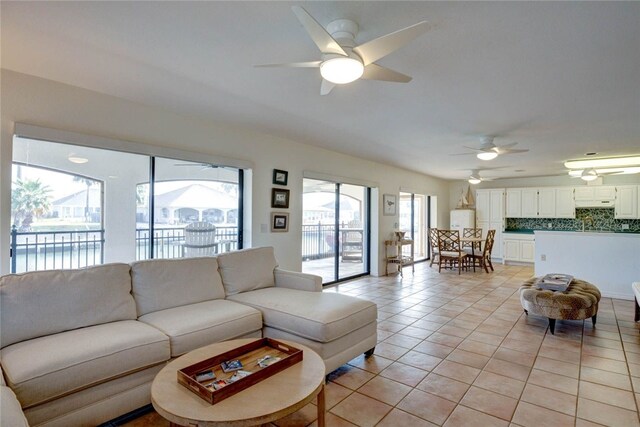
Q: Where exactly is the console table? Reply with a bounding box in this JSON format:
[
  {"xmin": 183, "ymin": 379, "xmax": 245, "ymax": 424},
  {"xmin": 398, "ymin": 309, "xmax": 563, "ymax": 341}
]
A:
[{"xmin": 384, "ymin": 239, "xmax": 414, "ymax": 276}]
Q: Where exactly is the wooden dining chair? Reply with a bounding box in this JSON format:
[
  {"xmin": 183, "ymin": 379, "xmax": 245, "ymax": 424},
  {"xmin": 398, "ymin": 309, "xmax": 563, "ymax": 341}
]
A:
[
  {"xmin": 462, "ymin": 228, "xmax": 483, "ymax": 269},
  {"xmin": 469, "ymin": 229, "xmax": 496, "ymax": 273},
  {"xmin": 428, "ymin": 228, "xmax": 439, "ymax": 267},
  {"xmin": 437, "ymin": 229, "xmax": 468, "ymax": 275}
]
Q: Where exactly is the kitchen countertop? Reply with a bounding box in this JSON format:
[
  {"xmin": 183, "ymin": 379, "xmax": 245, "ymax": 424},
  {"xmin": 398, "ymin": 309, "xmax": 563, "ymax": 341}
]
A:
[{"xmin": 506, "ymin": 229, "xmax": 640, "ymax": 235}]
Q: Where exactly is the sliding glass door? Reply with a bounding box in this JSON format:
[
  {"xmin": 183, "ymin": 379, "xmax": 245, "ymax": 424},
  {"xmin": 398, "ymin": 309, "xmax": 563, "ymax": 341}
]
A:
[
  {"xmin": 399, "ymin": 192, "xmax": 429, "ymax": 262},
  {"xmin": 302, "ymin": 179, "xmax": 370, "ymax": 284}
]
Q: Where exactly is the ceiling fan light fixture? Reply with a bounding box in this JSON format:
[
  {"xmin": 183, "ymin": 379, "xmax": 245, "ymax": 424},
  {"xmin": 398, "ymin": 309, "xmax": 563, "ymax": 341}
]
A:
[
  {"xmin": 468, "ymin": 177, "xmax": 482, "ymax": 185},
  {"xmin": 320, "ymin": 57, "xmax": 364, "ymax": 84},
  {"xmin": 581, "ymin": 168, "xmax": 599, "ymax": 181},
  {"xmin": 477, "ymin": 151, "xmax": 498, "ymax": 161}
]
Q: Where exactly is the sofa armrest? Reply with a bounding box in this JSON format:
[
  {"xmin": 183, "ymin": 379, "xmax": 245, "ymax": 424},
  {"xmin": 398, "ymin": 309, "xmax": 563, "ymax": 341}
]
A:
[
  {"xmin": 1, "ymin": 385, "xmax": 29, "ymax": 427},
  {"xmin": 274, "ymin": 269, "xmax": 322, "ymax": 292}
]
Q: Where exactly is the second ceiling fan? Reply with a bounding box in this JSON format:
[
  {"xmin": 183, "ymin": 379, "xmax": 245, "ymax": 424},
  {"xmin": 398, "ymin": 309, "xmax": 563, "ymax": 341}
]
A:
[
  {"xmin": 453, "ymin": 136, "xmax": 529, "ymax": 160},
  {"xmin": 256, "ymin": 6, "xmax": 430, "ymax": 95}
]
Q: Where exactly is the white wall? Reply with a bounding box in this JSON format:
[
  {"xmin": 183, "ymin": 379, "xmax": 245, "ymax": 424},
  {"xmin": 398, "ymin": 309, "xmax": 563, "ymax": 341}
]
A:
[
  {"xmin": 449, "ymin": 174, "xmax": 640, "ymax": 211},
  {"xmin": 0, "ymin": 70, "xmax": 452, "ymax": 275}
]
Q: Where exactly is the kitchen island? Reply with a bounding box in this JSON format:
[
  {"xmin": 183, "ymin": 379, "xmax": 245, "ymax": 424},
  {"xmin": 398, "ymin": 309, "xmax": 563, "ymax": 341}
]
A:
[{"xmin": 534, "ymin": 230, "xmax": 640, "ymax": 300}]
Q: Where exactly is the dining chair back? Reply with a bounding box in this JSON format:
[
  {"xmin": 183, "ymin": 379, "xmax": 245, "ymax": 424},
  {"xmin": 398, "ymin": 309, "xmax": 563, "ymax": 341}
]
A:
[
  {"xmin": 470, "ymin": 229, "xmax": 496, "ymax": 273},
  {"xmin": 428, "ymin": 228, "xmax": 439, "ymax": 267},
  {"xmin": 437, "ymin": 229, "xmax": 468, "ymax": 275}
]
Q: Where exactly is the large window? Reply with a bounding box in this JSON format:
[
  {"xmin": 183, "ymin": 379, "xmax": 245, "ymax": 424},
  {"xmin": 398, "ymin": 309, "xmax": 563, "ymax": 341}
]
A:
[
  {"xmin": 302, "ymin": 178, "xmax": 370, "ymax": 284},
  {"xmin": 10, "ymin": 136, "xmax": 243, "ymax": 273}
]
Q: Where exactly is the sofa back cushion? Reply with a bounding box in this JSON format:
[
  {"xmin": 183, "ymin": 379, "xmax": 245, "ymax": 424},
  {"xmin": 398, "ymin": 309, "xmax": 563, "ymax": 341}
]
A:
[
  {"xmin": 217, "ymin": 247, "xmax": 278, "ymax": 296},
  {"xmin": 0, "ymin": 263, "xmax": 135, "ymax": 348},
  {"xmin": 130, "ymin": 257, "xmax": 225, "ymax": 316}
]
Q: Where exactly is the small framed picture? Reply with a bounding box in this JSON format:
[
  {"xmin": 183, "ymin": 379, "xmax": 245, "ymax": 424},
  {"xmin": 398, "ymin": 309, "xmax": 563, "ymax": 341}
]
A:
[
  {"xmin": 273, "ymin": 169, "xmax": 288, "ymax": 186},
  {"xmin": 271, "ymin": 212, "xmax": 289, "ymax": 232},
  {"xmin": 271, "ymin": 188, "xmax": 290, "ymax": 208},
  {"xmin": 383, "ymin": 194, "xmax": 397, "ymax": 216}
]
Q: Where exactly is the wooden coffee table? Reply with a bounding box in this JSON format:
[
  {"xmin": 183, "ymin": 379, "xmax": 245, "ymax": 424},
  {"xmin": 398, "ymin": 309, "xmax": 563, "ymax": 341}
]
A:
[{"xmin": 151, "ymin": 338, "xmax": 326, "ymax": 427}]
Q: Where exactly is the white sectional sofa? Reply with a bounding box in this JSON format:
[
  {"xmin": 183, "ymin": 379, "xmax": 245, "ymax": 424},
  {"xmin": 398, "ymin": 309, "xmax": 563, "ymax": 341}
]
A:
[{"xmin": 0, "ymin": 247, "xmax": 377, "ymax": 427}]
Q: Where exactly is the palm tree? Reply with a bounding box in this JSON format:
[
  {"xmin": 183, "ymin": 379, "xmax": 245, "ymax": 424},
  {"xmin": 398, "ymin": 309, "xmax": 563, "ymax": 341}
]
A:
[
  {"xmin": 11, "ymin": 179, "xmax": 52, "ymax": 229},
  {"xmin": 73, "ymin": 176, "xmax": 95, "ymax": 222}
]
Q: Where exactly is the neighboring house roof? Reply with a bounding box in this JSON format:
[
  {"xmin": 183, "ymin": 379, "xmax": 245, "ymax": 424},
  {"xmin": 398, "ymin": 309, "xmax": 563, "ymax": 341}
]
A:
[
  {"xmin": 155, "ymin": 184, "xmax": 237, "ymax": 209},
  {"xmin": 52, "ymin": 187, "xmax": 101, "ymax": 207}
]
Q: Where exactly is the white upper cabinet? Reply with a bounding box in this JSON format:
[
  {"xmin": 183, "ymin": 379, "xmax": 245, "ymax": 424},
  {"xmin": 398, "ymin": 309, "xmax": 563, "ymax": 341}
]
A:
[
  {"xmin": 615, "ymin": 185, "xmax": 639, "ymax": 219},
  {"xmin": 490, "ymin": 189, "xmax": 505, "ymax": 223},
  {"xmin": 505, "ymin": 189, "xmax": 522, "ymax": 218},
  {"xmin": 503, "ymin": 187, "xmax": 575, "ymax": 219},
  {"xmin": 475, "ymin": 189, "xmax": 490, "ymax": 222},
  {"xmin": 537, "ymin": 188, "xmax": 556, "ymax": 217},
  {"xmin": 521, "ymin": 189, "xmax": 539, "ymax": 217},
  {"xmin": 574, "ymin": 186, "xmax": 616, "ymax": 207},
  {"xmin": 555, "ymin": 187, "xmax": 576, "ymax": 218}
]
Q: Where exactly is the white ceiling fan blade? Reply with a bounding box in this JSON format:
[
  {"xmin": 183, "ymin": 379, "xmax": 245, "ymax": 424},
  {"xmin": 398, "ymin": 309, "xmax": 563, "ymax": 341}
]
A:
[
  {"xmin": 361, "ymin": 63, "xmax": 412, "ymax": 82},
  {"xmin": 498, "ymin": 142, "xmax": 519, "ymax": 149},
  {"xmin": 449, "ymin": 152, "xmax": 475, "ymax": 156},
  {"xmin": 320, "ymin": 79, "xmax": 336, "ymax": 96},
  {"xmin": 255, "ymin": 61, "xmax": 321, "ymax": 68},
  {"xmin": 353, "ymin": 21, "xmax": 430, "ymax": 66},
  {"xmin": 499, "ymin": 148, "xmax": 530, "ymax": 155},
  {"xmin": 291, "ymin": 6, "xmax": 347, "ymax": 56},
  {"xmin": 462, "ymin": 146, "xmax": 485, "ymax": 152}
]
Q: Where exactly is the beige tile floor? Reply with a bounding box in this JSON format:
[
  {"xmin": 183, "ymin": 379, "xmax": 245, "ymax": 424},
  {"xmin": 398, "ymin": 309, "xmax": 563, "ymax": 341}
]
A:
[{"xmin": 123, "ymin": 262, "xmax": 640, "ymax": 427}]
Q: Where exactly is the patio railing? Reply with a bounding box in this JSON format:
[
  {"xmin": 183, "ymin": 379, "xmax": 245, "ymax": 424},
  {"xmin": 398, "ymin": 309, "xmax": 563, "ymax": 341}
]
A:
[
  {"xmin": 135, "ymin": 226, "xmax": 239, "ymax": 260},
  {"xmin": 10, "ymin": 225, "xmax": 105, "ymax": 273}
]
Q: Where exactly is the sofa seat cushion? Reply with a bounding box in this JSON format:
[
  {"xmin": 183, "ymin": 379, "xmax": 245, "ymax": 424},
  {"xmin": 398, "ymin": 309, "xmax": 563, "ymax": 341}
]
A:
[
  {"xmin": 138, "ymin": 300, "xmax": 263, "ymax": 357},
  {"xmin": 0, "ymin": 320, "xmax": 169, "ymax": 408},
  {"xmin": 227, "ymin": 288, "xmax": 377, "ymax": 343}
]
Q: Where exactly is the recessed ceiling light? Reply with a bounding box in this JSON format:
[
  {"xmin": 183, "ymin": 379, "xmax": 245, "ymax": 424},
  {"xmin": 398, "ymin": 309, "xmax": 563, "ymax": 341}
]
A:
[{"xmin": 68, "ymin": 155, "xmax": 88, "ymax": 164}]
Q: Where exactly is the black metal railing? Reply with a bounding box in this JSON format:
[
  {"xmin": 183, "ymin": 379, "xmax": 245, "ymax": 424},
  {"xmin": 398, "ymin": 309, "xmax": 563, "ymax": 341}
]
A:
[
  {"xmin": 10, "ymin": 225, "xmax": 105, "ymax": 273},
  {"xmin": 135, "ymin": 226, "xmax": 239, "ymax": 260},
  {"xmin": 302, "ymin": 223, "xmax": 336, "ymax": 261}
]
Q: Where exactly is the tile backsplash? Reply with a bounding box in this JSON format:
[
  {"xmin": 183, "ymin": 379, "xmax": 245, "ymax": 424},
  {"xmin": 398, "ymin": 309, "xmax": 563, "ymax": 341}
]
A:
[{"xmin": 506, "ymin": 208, "xmax": 640, "ymax": 232}]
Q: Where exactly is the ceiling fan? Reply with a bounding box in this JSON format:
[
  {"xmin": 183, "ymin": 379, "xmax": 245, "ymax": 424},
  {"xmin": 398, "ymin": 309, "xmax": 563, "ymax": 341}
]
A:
[
  {"xmin": 452, "ymin": 136, "xmax": 529, "ymax": 160},
  {"xmin": 255, "ymin": 6, "xmax": 430, "ymax": 95},
  {"xmin": 569, "ymin": 167, "xmax": 640, "ymax": 181},
  {"xmin": 467, "ymin": 169, "xmax": 497, "ymax": 184}
]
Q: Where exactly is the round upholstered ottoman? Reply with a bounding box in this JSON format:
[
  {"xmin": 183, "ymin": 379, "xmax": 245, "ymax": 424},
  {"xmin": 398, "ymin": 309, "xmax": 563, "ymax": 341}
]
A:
[{"xmin": 519, "ymin": 277, "xmax": 601, "ymax": 335}]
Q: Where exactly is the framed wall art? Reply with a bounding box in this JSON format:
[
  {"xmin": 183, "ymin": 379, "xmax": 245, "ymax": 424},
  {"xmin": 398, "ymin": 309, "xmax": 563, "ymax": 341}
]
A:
[
  {"xmin": 271, "ymin": 188, "xmax": 290, "ymax": 209},
  {"xmin": 271, "ymin": 212, "xmax": 289, "ymax": 232},
  {"xmin": 273, "ymin": 169, "xmax": 288, "ymax": 186},
  {"xmin": 383, "ymin": 194, "xmax": 397, "ymax": 216}
]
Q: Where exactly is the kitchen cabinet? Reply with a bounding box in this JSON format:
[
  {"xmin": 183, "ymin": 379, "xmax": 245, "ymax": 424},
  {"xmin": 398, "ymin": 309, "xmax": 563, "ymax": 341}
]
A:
[
  {"xmin": 505, "ymin": 189, "xmax": 522, "ymax": 218},
  {"xmin": 521, "ymin": 189, "xmax": 538, "ymax": 217},
  {"xmin": 615, "ymin": 185, "xmax": 639, "ymax": 219},
  {"xmin": 537, "ymin": 188, "xmax": 556, "ymax": 217},
  {"xmin": 475, "ymin": 189, "xmax": 504, "ymax": 259},
  {"xmin": 555, "ymin": 187, "xmax": 576, "ymax": 218},
  {"xmin": 574, "ymin": 186, "xmax": 616, "ymax": 207},
  {"xmin": 503, "ymin": 233, "xmax": 535, "ymax": 263},
  {"xmin": 505, "ymin": 187, "xmax": 575, "ymax": 219}
]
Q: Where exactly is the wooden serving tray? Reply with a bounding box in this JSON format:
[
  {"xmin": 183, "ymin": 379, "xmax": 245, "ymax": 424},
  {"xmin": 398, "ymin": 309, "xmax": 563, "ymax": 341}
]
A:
[{"xmin": 177, "ymin": 338, "xmax": 303, "ymax": 405}]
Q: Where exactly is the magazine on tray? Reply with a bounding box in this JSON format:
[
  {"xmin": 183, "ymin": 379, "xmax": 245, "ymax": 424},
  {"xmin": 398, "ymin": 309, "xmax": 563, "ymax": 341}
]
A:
[{"xmin": 535, "ymin": 274, "xmax": 573, "ymax": 292}]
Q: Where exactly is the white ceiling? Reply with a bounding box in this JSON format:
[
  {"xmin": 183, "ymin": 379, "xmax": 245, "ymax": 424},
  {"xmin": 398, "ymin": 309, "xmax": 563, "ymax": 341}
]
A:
[{"xmin": 2, "ymin": 1, "xmax": 639, "ymax": 181}]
